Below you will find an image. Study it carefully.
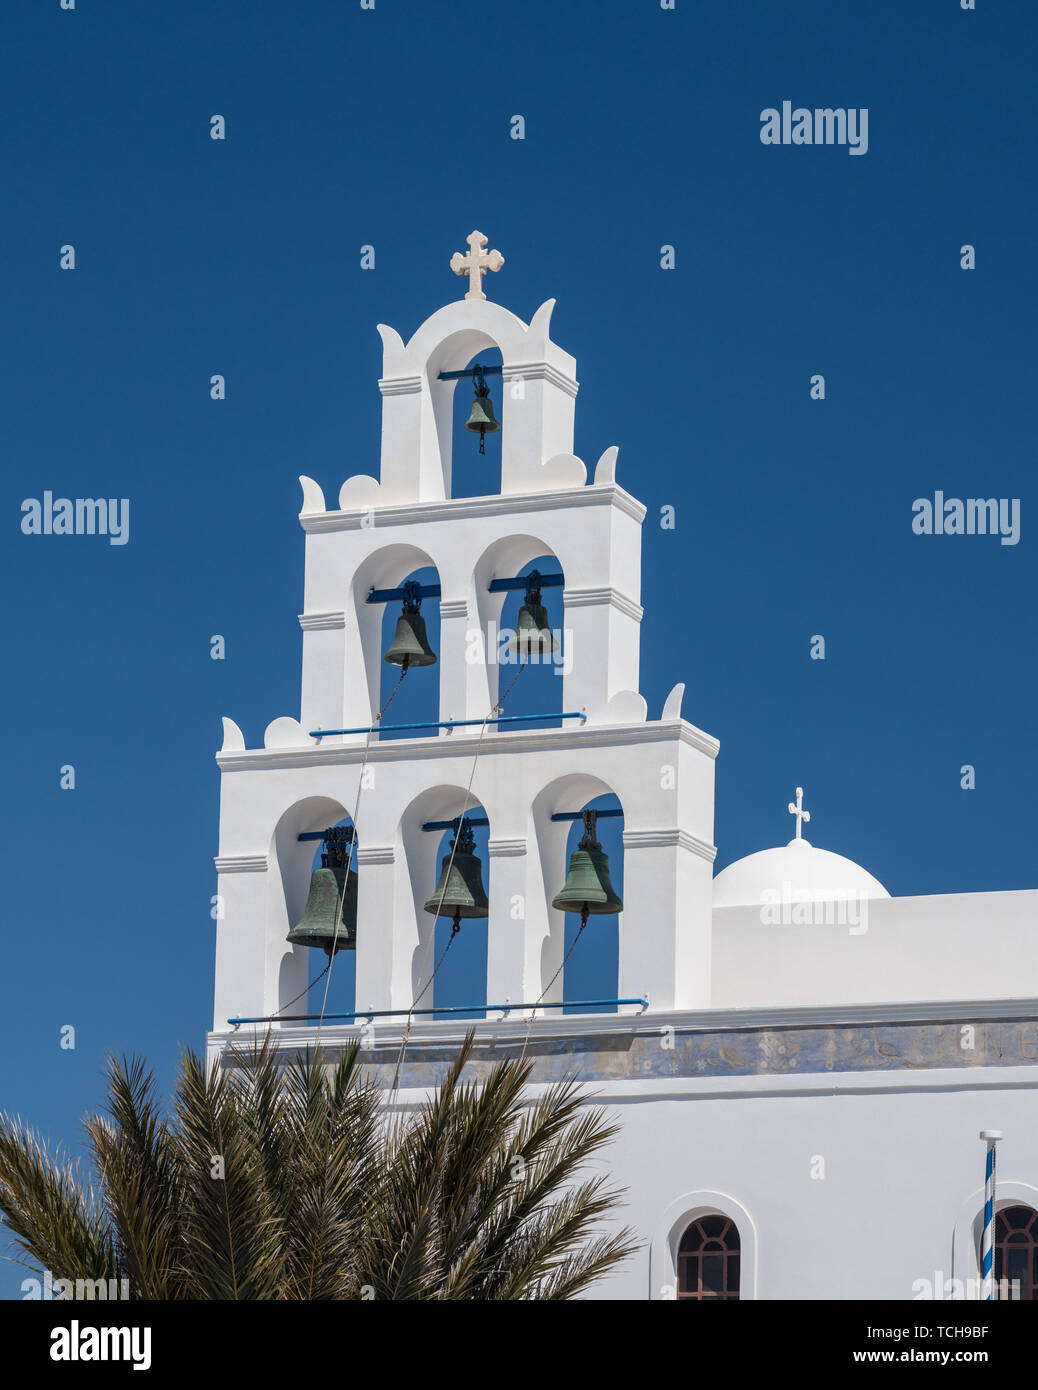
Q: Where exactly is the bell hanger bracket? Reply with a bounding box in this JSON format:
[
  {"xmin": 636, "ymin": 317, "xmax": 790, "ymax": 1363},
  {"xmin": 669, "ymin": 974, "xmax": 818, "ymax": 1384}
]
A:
[
  {"xmin": 436, "ymin": 362, "xmax": 504, "ymax": 381},
  {"xmin": 368, "ymin": 571, "xmax": 563, "ymax": 604},
  {"xmin": 421, "ymin": 807, "xmax": 622, "ymax": 831},
  {"xmin": 297, "ymin": 824, "xmax": 356, "ymax": 847}
]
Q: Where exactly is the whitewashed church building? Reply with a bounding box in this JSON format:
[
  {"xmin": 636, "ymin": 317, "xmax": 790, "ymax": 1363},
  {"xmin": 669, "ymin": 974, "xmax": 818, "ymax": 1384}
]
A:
[{"xmin": 208, "ymin": 235, "xmax": 1038, "ymax": 1301}]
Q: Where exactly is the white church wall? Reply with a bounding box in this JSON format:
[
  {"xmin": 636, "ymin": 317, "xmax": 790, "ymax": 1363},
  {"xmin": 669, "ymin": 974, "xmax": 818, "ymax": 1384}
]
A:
[
  {"xmin": 711, "ymin": 890, "xmax": 1038, "ymax": 1009},
  {"xmin": 553, "ymin": 1068, "xmax": 1038, "ymax": 1300}
]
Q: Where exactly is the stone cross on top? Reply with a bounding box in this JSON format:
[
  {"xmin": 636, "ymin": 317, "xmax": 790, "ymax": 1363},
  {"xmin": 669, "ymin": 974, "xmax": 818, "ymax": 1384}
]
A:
[
  {"xmin": 788, "ymin": 785, "xmax": 811, "ymax": 841},
  {"xmin": 450, "ymin": 229, "xmax": 504, "ymax": 301}
]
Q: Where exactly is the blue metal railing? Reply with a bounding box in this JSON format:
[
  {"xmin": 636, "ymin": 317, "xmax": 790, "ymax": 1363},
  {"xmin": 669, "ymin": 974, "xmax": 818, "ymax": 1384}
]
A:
[
  {"xmin": 308, "ymin": 711, "xmax": 585, "ymax": 739},
  {"xmin": 228, "ymin": 997, "xmax": 648, "ymax": 1027}
]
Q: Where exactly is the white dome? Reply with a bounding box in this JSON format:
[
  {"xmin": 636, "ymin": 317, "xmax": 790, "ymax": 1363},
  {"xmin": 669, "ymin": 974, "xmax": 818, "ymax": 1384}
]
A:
[{"xmin": 712, "ymin": 837, "xmax": 890, "ymax": 908}]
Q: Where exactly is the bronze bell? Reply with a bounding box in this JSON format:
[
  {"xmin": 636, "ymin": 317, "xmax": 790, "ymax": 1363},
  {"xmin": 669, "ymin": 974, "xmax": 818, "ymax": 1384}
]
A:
[
  {"xmin": 385, "ymin": 583, "xmax": 436, "ymax": 668},
  {"xmin": 464, "ymin": 366, "xmax": 499, "ymax": 455},
  {"xmin": 551, "ymin": 810, "xmax": 623, "ymax": 926},
  {"xmin": 287, "ymin": 827, "xmax": 358, "ymax": 955},
  {"xmin": 508, "ymin": 573, "xmax": 558, "ymax": 656},
  {"xmin": 423, "ymin": 818, "xmax": 489, "ymax": 933}
]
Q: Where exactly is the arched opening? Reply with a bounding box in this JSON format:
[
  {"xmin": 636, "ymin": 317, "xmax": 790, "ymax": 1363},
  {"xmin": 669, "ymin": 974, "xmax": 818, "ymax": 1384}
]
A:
[
  {"xmin": 399, "ymin": 785, "xmax": 490, "ymax": 1016},
  {"xmin": 376, "ymin": 563, "xmax": 441, "ymax": 742},
  {"xmin": 495, "ymin": 557, "xmax": 567, "ymax": 732},
  {"xmin": 273, "ymin": 797, "xmax": 357, "ymax": 1021},
  {"xmin": 448, "ymin": 347, "xmax": 504, "ymax": 500},
  {"xmin": 293, "ymin": 816, "xmax": 359, "ymax": 1018},
  {"xmin": 421, "ymin": 810, "xmax": 491, "ymax": 1020},
  {"xmin": 677, "ymin": 1215, "xmax": 741, "ymax": 1301},
  {"xmin": 473, "ymin": 535, "xmax": 566, "ymax": 732},
  {"xmin": 558, "ymin": 794, "xmax": 624, "ymax": 1014},
  {"xmin": 995, "ymin": 1205, "xmax": 1038, "ymax": 1300}
]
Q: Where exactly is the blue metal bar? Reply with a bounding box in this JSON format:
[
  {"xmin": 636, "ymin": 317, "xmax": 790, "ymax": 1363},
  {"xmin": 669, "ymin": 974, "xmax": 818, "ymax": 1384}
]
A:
[
  {"xmin": 488, "ymin": 573, "xmax": 564, "ymax": 592},
  {"xmin": 309, "ymin": 711, "xmax": 586, "ymax": 738},
  {"xmin": 422, "ymin": 816, "xmax": 490, "ymax": 831},
  {"xmin": 368, "ymin": 575, "xmax": 564, "ymax": 604},
  {"xmin": 437, "ymin": 365, "xmax": 504, "ymax": 380},
  {"xmin": 366, "ymin": 574, "xmax": 563, "ymax": 603},
  {"xmin": 420, "ymin": 808, "xmax": 623, "ymax": 832},
  {"xmin": 228, "ymin": 997, "xmax": 648, "ymax": 1026},
  {"xmin": 367, "ymin": 583, "xmax": 441, "ymax": 604}
]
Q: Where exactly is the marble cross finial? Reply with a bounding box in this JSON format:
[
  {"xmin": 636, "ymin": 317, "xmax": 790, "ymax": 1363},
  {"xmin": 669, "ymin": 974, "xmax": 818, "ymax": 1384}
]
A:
[
  {"xmin": 450, "ymin": 230, "xmax": 504, "ymax": 301},
  {"xmin": 788, "ymin": 785, "xmax": 811, "ymax": 840}
]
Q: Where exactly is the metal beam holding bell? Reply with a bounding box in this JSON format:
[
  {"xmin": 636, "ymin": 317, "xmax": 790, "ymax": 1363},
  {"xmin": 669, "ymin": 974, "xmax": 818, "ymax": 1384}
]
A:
[
  {"xmin": 385, "ymin": 580, "xmax": 437, "ymax": 669},
  {"xmin": 423, "ymin": 817, "xmax": 490, "ymax": 936},
  {"xmin": 287, "ymin": 825, "xmax": 358, "ymax": 956},
  {"xmin": 551, "ymin": 810, "xmax": 623, "ymax": 928},
  {"xmin": 508, "ymin": 569, "xmax": 559, "ymax": 657},
  {"xmin": 464, "ymin": 364, "xmax": 499, "ymax": 455}
]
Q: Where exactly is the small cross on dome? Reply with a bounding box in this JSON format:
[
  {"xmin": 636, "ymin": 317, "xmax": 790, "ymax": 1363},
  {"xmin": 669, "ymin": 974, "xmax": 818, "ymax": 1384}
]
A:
[
  {"xmin": 788, "ymin": 786, "xmax": 811, "ymax": 842},
  {"xmin": 450, "ymin": 230, "xmax": 504, "ymax": 301}
]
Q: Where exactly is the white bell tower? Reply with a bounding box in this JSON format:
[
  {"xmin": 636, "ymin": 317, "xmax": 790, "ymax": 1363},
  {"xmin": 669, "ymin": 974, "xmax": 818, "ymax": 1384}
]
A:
[{"xmin": 209, "ymin": 233, "xmax": 720, "ymax": 1054}]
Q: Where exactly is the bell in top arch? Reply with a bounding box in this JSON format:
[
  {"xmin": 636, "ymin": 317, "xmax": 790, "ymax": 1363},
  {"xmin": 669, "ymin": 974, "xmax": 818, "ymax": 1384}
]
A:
[
  {"xmin": 551, "ymin": 810, "xmax": 622, "ymax": 928},
  {"xmin": 423, "ymin": 817, "xmax": 489, "ymax": 934},
  {"xmin": 464, "ymin": 365, "xmax": 499, "ymax": 455},
  {"xmin": 287, "ymin": 826, "xmax": 357, "ymax": 955},
  {"xmin": 385, "ymin": 581, "xmax": 437, "ymax": 668},
  {"xmin": 507, "ymin": 571, "xmax": 558, "ymax": 657}
]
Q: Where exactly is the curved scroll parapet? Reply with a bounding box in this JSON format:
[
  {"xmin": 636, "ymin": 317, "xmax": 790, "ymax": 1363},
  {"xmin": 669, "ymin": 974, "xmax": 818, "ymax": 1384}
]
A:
[
  {"xmin": 338, "ymin": 474, "xmax": 383, "ymax": 509},
  {"xmin": 585, "ymin": 689, "xmax": 649, "ymax": 726},
  {"xmin": 220, "ymin": 716, "xmax": 246, "ymax": 753},
  {"xmin": 607, "ymin": 690, "xmax": 648, "ymax": 724},
  {"xmin": 376, "ymin": 322, "xmax": 406, "ymax": 374},
  {"xmin": 594, "ymin": 446, "xmax": 619, "ymax": 484},
  {"xmin": 528, "ymin": 298, "xmax": 557, "ymax": 340},
  {"xmin": 263, "ymin": 716, "xmax": 310, "ymax": 749},
  {"xmin": 662, "ymin": 683, "xmax": 686, "ymax": 721},
  {"xmin": 540, "ymin": 452, "xmax": 587, "ymax": 491},
  {"xmin": 298, "ymin": 475, "xmax": 327, "ymax": 516}
]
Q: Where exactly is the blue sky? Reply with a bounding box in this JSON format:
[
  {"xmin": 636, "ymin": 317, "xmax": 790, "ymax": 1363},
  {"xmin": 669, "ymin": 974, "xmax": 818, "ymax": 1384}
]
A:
[{"xmin": 2, "ymin": 0, "xmax": 1035, "ymax": 1295}]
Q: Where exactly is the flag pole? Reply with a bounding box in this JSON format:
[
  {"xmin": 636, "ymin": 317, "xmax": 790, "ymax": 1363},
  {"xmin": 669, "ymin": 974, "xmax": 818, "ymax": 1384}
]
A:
[{"xmin": 979, "ymin": 1129, "xmax": 1004, "ymax": 1300}]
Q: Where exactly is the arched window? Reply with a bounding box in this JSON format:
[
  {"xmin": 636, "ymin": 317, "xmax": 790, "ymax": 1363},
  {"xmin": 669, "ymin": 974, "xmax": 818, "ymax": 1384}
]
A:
[
  {"xmin": 995, "ymin": 1205, "xmax": 1038, "ymax": 1300},
  {"xmin": 677, "ymin": 1215, "xmax": 740, "ymax": 1300}
]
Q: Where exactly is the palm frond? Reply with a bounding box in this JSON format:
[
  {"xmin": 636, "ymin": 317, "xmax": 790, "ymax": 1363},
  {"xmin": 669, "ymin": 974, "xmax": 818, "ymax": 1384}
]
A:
[{"xmin": 0, "ymin": 1115, "xmax": 115, "ymax": 1285}]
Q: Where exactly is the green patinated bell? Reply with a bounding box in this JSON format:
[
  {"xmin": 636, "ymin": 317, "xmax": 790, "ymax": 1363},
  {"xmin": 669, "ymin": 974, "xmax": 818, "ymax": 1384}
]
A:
[
  {"xmin": 385, "ymin": 601, "xmax": 437, "ymax": 667},
  {"xmin": 424, "ymin": 820, "xmax": 489, "ymax": 921},
  {"xmin": 508, "ymin": 596, "xmax": 558, "ymax": 656},
  {"xmin": 287, "ymin": 855, "xmax": 358, "ymax": 955},
  {"xmin": 552, "ymin": 812, "xmax": 622, "ymax": 919},
  {"xmin": 465, "ymin": 389, "xmax": 499, "ymax": 437}
]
